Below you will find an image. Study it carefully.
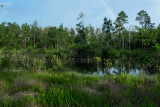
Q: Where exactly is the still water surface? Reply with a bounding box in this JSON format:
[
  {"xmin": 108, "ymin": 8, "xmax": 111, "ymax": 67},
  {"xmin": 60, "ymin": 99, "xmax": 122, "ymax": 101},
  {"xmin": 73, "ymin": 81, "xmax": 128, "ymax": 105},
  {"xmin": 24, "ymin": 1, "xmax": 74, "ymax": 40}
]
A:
[
  {"xmin": 1, "ymin": 54, "xmax": 158, "ymax": 76},
  {"xmin": 63, "ymin": 59, "xmax": 157, "ymax": 76}
]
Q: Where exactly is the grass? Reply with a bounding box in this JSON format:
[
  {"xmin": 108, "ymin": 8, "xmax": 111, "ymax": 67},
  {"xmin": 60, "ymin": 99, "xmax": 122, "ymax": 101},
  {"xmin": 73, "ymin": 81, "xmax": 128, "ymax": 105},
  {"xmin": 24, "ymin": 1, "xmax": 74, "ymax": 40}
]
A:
[{"xmin": 0, "ymin": 70, "xmax": 160, "ymax": 106}]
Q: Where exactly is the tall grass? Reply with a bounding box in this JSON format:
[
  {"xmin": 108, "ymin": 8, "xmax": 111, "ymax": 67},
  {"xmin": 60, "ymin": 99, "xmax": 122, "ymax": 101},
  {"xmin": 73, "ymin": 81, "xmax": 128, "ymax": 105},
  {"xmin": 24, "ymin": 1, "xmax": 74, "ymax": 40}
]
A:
[
  {"xmin": 0, "ymin": 70, "xmax": 160, "ymax": 106},
  {"xmin": 0, "ymin": 54, "xmax": 160, "ymax": 106}
]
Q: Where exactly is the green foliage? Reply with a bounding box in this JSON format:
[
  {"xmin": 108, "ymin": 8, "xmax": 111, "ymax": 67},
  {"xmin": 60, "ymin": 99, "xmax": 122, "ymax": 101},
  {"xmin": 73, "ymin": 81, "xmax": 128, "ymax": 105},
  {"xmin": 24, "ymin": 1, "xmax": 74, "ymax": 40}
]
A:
[
  {"xmin": 114, "ymin": 11, "xmax": 128, "ymax": 49},
  {"xmin": 21, "ymin": 23, "xmax": 31, "ymax": 49},
  {"xmin": 0, "ymin": 96, "xmax": 34, "ymax": 107},
  {"xmin": 0, "ymin": 70, "xmax": 160, "ymax": 106},
  {"xmin": 52, "ymin": 54, "xmax": 62, "ymax": 71},
  {"xmin": 114, "ymin": 11, "xmax": 128, "ymax": 32},
  {"xmin": 108, "ymin": 50, "xmax": 121, "ymax": 58},
  {"xmin": 0, "ymin": 11, "xmax": 159, "ymax": 63},
  {"xmin": 104, "ymin": 59, "xmax": 112, "ymax": 68},
  {"xmin": 0, "ymin": 71, "xmax": 159, "ymax": 106},
  {"xmin": 1, "ymin": 8, "xmax": 160, "ymax": 106},
  {"xmin": 93, "ymin": 57, "xmax": 101, "ymax": 63},
  {"xmin": 155, "ymin": 43, "xmax": 160, "ymax": 52},
  {"xmin": 76, "ymin": 13, "xmax": 87, "ymax": 44},
  {"xmin": 102, "ymin": 17, "xmax": 113, "ymax": 35},
  {"xmin": 0, "ymin": 54, "xmax": 12, "ymax": 69},
  {"xmin": 136, "ymin": 10, "xmax": 154, "ymax": 29},
  {"xmin": 120, "ymin": 50, "xmax": 132, "ymax": 58},
  {"xmin": 31, "ymin": 58, "xmax": 44, "ymax": 72},
  {"xmin": 37, "ymin": 87, "xmax": 87, "ymax": 106}
]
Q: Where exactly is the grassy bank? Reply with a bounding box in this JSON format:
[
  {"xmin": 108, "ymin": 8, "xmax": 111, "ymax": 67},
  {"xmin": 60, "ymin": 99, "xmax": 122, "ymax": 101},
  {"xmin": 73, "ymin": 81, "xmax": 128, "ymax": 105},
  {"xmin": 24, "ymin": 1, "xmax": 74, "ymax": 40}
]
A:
[{"xmin": 0, "ymin": 71, "xmax": 160, "ymax": 106}]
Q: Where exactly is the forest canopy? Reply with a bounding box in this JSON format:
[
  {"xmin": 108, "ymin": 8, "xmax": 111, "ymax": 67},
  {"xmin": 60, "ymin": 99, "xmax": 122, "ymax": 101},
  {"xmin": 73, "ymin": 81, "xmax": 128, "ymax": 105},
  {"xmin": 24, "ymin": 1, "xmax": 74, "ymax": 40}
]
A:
[{"xmin": 0, "ymin": 10, "xmax": 159, "ymax": 59}]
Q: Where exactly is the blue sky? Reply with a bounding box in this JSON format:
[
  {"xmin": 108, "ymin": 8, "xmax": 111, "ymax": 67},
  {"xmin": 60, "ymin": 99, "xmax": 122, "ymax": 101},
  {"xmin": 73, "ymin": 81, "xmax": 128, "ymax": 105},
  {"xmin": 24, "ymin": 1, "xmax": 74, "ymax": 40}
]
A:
[{"xmin": 0, "ymin": 0, "xmax": 160, "ymax": 28}]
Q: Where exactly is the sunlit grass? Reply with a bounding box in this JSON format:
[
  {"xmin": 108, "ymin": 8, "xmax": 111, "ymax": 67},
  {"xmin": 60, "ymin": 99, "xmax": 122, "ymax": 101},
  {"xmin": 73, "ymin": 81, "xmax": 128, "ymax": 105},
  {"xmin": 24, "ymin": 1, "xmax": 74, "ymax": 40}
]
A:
[{"xmin": 0, "ymin": 70, "xmax": 160, "ymax": 106}]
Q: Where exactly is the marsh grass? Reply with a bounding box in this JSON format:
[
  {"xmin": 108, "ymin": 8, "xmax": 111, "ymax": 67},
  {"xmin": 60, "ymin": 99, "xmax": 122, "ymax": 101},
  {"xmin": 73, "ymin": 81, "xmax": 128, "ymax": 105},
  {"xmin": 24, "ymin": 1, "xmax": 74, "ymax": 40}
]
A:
[{"xmin": 0, "ymin": 70, "xmax": 160, "ymax": 106}]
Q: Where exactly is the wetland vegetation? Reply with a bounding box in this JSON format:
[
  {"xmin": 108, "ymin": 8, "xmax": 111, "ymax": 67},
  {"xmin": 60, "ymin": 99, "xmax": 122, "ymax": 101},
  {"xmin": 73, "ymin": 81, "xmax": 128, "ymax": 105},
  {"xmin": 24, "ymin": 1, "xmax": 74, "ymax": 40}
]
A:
[{"xmin": 0, "ymin": 10, "xmax": 160, "ymax": 106}]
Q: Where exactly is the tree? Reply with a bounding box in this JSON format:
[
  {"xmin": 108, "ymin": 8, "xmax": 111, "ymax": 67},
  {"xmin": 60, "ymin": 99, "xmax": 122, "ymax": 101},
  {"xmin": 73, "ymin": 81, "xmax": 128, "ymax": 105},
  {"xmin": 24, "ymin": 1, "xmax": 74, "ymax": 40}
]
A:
[
  {"xmin": 69, "ymin": 28, "xmax": 76, "ymax": 46},
  {"xmin": 39, "ymin": 27, "xmax": 50, "ymax": 49},
  {"xmin": 7, "ymin": 22, "xmax": 21, "ymax": 49},
  {"xmin": 102, "ymin": 17, "xmax": 113, "ymax": 47},
  {"xmin": 126, "ymin": 25, "xmax": 136, "ymax": 50},
  {"xmin": 88, "ymin": 25, "xmax": 97, "ymax": 44},
  {"xmin": 136, "ymin": 10, "xmax": 154, "ymax": 29},
  {"xmin": 48, "ymin": 27, "xmax": 57, "ymax": 50},
  {"xmin": 75, "ymin": 12, "xmax": 87, "ymax": 44},
  {"xmin": 157, "ymin": 24, "xmax": 160, "ymax": 44},
  {"xmin": 0, "ymin": 22, "xmax": 7, "ymax": 47},
  {"xmin": 96, "ymin": 28, "xmax": 103, "ymax": 47},
  {"xmin": 102, "ymin": 17, "xmax": 113, "ymax": 34},
  {"xmin": 135, "ymin": 10, "xmax": 155, "ymax": 50},
  {"xmin": 57, "ymin": 24, "xmax": 67, "ymax": 50},
  {"xmin": 31, "ymin": 21, "xmax": 41, "ymax": 48},
  {"xmin": 21, "ymin": 23, "xmax": 31, "ymax": 49},
  {"xmin": 114, "ymin": 11, "xmax": 128, "ymax": 49}
]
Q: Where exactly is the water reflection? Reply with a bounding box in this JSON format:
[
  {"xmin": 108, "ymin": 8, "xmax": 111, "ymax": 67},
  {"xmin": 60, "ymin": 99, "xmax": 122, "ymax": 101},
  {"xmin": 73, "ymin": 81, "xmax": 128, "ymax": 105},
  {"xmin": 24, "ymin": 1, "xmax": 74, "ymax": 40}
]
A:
[
  {"xmin": 66, "ymin": 59, "xmax": 157, "ymax": 76},
  {"xmin": 0, "ymin": 54, "xmax": 158, "ymax": 76}
]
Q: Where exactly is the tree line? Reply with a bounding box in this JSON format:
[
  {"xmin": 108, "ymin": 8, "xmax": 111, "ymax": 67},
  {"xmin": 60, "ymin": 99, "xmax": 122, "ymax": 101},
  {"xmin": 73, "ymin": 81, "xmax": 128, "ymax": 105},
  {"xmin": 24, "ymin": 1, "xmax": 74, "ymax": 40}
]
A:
[{"xmin": 0, "ymin": 10, "xmax": 159, "ymax": 59}]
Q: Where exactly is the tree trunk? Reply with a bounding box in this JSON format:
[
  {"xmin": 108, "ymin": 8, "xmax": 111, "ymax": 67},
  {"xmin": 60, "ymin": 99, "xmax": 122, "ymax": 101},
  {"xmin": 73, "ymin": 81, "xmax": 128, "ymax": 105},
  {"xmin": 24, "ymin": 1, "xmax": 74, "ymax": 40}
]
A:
[
  {"xmin": 25, "ymin": 37, "xmax": 27, "ymax": 49},
  {"xmin": 157, "ymin": 53, "xmax": 159, "ymax": 72},
  {"xmin": 121, "ymin": 34, "xmax": 124, "ymax": 50},
  {"xmin": 56, "ymin": 37, "xmax": 58, "ymax": 50},
  {"xmin": 34, "ymin": 34, "xmax": 36, "ymax": 48},
  {"xmin": 123, "ymin": 37, "xmax": 124, "ymax": 49},
  {"xmin": 129, "ymin": 32, "xmax": 131, "ymax": 50},
  {"xmin": 52, "ymin": 44, "xmax": 54, "ymax": 50},
  {"xmin": 107, "ymin": 41, "xmax": 109, "ymax": 47},
  {"xmin": 142, "ymin": 39, "xmax": 143, "ymax": 50}
]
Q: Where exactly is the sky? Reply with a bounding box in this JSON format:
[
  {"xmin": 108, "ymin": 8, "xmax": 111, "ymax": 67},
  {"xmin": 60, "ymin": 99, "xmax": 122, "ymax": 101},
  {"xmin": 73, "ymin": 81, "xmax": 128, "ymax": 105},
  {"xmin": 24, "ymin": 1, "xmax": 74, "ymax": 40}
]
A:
[{"xmin": 0, "ymin": 0, "xmax": 160, "ymax": 29}]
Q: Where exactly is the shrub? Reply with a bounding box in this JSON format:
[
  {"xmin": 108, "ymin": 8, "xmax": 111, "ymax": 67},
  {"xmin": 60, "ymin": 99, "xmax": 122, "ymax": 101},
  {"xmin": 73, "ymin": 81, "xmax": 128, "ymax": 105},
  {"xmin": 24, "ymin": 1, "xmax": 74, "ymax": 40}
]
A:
[{"xmin": 52, "ymin": 55, "xmax": 62, "ymax": 71}]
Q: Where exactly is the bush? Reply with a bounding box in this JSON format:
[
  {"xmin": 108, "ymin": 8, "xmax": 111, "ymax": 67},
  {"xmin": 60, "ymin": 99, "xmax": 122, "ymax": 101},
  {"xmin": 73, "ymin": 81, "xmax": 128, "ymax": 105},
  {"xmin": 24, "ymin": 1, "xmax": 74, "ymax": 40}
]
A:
[
  {"xmin": 0, "ymin": 54, "xmax": 13, "ymax": 69},
  {"xmin": 31, "ymin": 58, "xmax": 45, "ymax": 72},
  {"xmin": 52, "ymin": 55, "xmax": 62, "ymax": 71}
]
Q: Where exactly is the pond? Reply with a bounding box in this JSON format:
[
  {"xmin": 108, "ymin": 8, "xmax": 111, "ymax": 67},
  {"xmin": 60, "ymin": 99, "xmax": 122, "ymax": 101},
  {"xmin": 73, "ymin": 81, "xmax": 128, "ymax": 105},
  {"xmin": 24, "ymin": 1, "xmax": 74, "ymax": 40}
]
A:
[
  {"xmin": 63, "ymin": 58, "xmax": 158, "ymax": 76},
  {"xmin": 0, "ymin": 54, "xmax": 158, "ymax": 76}
]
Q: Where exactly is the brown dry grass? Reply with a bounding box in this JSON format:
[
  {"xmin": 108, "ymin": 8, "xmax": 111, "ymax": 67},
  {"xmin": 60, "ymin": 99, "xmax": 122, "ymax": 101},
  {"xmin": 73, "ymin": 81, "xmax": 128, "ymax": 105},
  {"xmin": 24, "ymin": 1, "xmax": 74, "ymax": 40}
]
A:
[
  {"xmin": 0, "ymin": 91, "xmax": 39, "ymax": 100},
  {"xmin": 15, "ymin": 77, "xmax": 40, "ymax": 89},
  {"xmin": 77, "ymin": 87, "xmax": 102, "ymax": 97},
  {"xmin": 13, "ymin": 91, "xmax": 39, "ymax": 99},
  {"xmin": 98, "ymin": 80, "xmax": 130, "ymax": 106}
]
